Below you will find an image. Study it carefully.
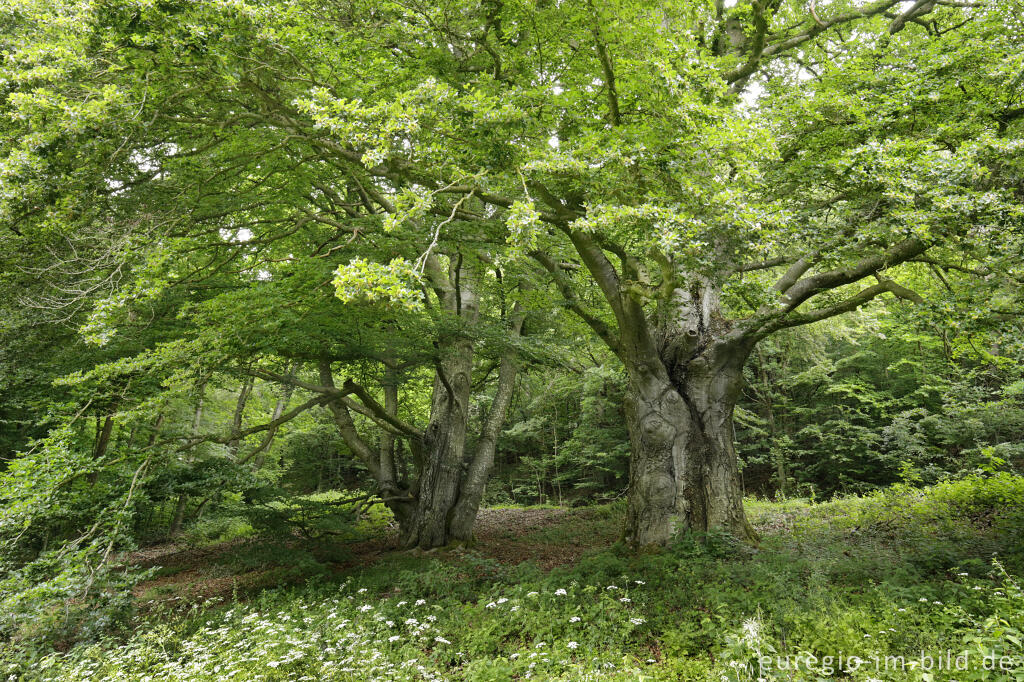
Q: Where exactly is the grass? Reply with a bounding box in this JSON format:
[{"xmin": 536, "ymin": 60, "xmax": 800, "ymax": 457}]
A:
[{"xmin": 5, "ymin": 474, "xmax": 1024, "ymax": 681}]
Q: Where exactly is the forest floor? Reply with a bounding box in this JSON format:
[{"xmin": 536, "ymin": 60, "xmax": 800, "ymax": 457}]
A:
[
  {"xmin": 30, "ymin": 477, "xmax": 1024, "ymax": 681},
  {"xmin": 129, "ymin": 499, "xmax": 817, "ymax": 609},
  {"xmin": 130, "ymin": 504, "xmax": 628, "ymax": 607}
]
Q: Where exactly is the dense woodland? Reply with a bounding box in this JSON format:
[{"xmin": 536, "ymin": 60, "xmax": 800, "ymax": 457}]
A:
[{"xmin": 1, "ymin": 0, "xmax": 1024, "ymax": 679}]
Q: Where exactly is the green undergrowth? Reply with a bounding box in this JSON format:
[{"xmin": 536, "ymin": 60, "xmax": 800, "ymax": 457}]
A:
[{"xmin": 5, "ymin": 474, "xmax": 1024, "ymax": 681}]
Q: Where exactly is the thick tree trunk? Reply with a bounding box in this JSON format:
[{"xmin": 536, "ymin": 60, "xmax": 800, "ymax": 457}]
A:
[
  {"xmin": 619, "ymin": 277, "xmax": 757, "ymax": 548},
  {"xmin": 398, "ymin": 334, "xmax": 474, "ymax": 549},
  {"xmin": 543, "ymin": 210, "xmax": 925, "ymax": 549},
  {"xmin": 447, "ymin": 307, "xmax": 524, "ymax": 540},
  {"xmin": 398, "ymin": 272, "xmax": 525, "ymax": 549},
  {"xmin": 622, "ymin": 348, "xmax": 756, "ymax": 547},
  {"xmin": 322, "ymin": 257, "xmax": 524, "ymax": 550},
  {"xmin": 398, "ymin": 256, "xmax": 479, "ymax": 548},
  {"xmin": 397, "ymin": 338, "xmax": 521, "ymax": 548}
]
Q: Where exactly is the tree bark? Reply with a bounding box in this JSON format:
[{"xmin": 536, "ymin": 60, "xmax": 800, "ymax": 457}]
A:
[
  {"xmin": 619, "ymin": 280, "xmax": 757, "ymax": 547},
  {"xmin": 447, "ymin": 304, "xmax": 525, "ymax": 541},
  {"xmin": 398, "ymin": 342, "xmax": 475, "ymax": 548},
  {"xmin": 398, "ymin": 256, "xmax": 480, "ymax": 549},
  {"xmin": 622, "ymin": 345, "xmax": 757, "ymax": 547},
  {"xmin": 317, "ymin": 257, "xmax": 526, "ymax": 550}
]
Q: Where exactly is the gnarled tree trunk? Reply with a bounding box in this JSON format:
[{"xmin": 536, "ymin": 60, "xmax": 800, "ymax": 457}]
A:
[
  {"xmin": 398, "ymin": 334, "xmax": 522, "ymax": 548},
  {"xmin": 319, "ymin": 255, "xmax": 526, "ymax": 550},
  {"xmin": 536, "ymin": 207, "xmax": 926, "ymax": 548},
  {"xmin": 615, "ymin": 279, "xmax": 758, "ymax": 547},
  {"xmin": 398, "ymin": 264, "xmax": 527, "ymax": 549},
  {"xmin": 446, "ymin": 332, "xmax": 521, "ymax": 540},
  {"xmin": 622, "ymin": 340, "xmax": 755, "ymax": 547},
  {"xmin": 398, "ymin": 332, "xmax": 476, "ymax": 549}
]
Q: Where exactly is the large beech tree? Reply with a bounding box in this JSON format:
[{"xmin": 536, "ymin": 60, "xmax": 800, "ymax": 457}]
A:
[
  {"xmin": 2, "ymin": 0, "xmax": 543, "ymax": 550},
  {"xmin": 3, "ymin": 0, "xmax": 1022, "ymax": 549},
  {"xmin": 199, "ymin": 253, "xmax": 534, "ymax": 550}
]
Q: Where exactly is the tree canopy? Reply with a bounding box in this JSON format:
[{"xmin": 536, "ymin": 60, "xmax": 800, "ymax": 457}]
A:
[{"xmin": 1, "ymin": 0, "xmax": 1022, "ymax": 648}]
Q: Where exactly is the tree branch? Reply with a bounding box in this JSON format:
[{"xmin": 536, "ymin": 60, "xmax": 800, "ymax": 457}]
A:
[
  {"xmin": 736, "ymin": 255, "xmax": 794, "ymax": 273},
  {"xmin": 532, "ymin": 249, "xmax": 621, "ymax": 352},
  {"xmin": 318, "ymin": 360, "xmax": 385, "ymax": 481},
  {"xmin": 744, "ymin": 237, "xmax": 929, "ymax": 337},
  {"xmin": 589, "ymin": 0, "xmax": 621, "ymax": 126},
  {"xmin": 342, "ymin": 379, "xmax": 423, "ymax": 438},
  {"xmin": 179, "ymin": 393, "xmax": 337, "ymax": 452},
  {"xmin": 765, "ymin": 277, "xmax": 924, "ymax": 332}
]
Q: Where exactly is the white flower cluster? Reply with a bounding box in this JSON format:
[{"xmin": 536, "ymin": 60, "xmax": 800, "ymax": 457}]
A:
[{"xmin": 33, "ymin": 577, "xmax": 654, "ymax": 681}]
